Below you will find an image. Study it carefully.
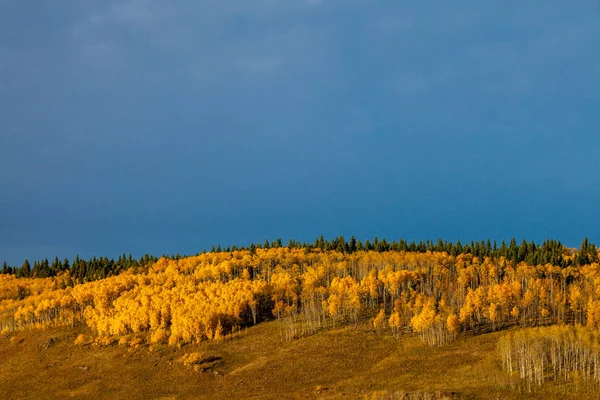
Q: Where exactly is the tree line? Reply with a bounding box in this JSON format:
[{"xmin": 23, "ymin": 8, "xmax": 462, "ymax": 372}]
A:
[
  {"xmin": 0, "ymin": 254, "xmax": 159, "ymax": 282},
  {"xmin": 1, "ymin": 236, "xmax": 597, "ymax": 282}
]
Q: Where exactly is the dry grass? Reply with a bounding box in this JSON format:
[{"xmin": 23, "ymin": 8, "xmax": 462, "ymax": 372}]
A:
[{"xmin": 1, "ymin": 322, "xmax": 599, "ymax": 399}]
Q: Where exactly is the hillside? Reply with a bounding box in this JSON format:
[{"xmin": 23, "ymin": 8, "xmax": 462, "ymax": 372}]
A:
[
  {"xmin": 0, "ymin": 322, "xmax": 569, "ymax": 399},
  {"xmin": 2, "ymin": 246, "xmax": 600, "ymax": 398},
  {"xmin": 3, "ymin": 321, "xmax": 600, "ymax": 399}
]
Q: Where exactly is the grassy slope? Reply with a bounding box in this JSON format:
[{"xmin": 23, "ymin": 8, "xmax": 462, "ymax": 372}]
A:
[{"xmin": 1, "ymin": 322, "xmax": 598, "ymax": 400}]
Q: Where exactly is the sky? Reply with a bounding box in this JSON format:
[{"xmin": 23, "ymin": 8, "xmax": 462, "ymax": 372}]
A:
[{"xmin": 1, "ymin": 1, "xmax": 599, "ymax": 264}]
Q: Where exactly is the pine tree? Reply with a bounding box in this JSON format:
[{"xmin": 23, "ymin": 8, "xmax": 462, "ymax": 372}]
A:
[
  {"xmin": 50, "ymin": 256, "xmax": 60, "ymax": 275},
  {"xmin": 356, "ymin": 239, "xmax": 364, "ymax": 252},
  {"xmin": 509, "ymin": 237, "xmax": 518, "ymax": 261},
  {"xmin": 336, "ymin": 236, "xmax": 346, "ymax": 253},
  {"xmin": 19, "ymin": 258, "xmax": 31, "ymax": 278},
  {"xmin": 349, "ymin": 235, "xmax": 357, "ymax": 253},
  {"xmin": 37, "ymin": 258, "xmax": 51, "ymax": 278},
  {"xmin": 579, "ymin": 237, "xmax": 598, "ymax": 265}
]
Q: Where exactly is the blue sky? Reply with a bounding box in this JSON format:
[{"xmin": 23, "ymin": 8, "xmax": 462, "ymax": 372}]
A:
[{"xmin": 1, "ymin": 1, "xmax": 599, "ymax": 264}]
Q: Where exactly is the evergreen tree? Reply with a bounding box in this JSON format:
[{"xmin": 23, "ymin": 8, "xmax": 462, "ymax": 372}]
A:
[
  {"xmin": 398, "ymin": 238, "xmax": 407, "ymax": 251},
  {"xmin": 50, "ymin": 256, "xmax": 60, "ymax": 275},
  {"xmin": 40, "ymin": 258, "xmax": 51, "ymax": 277},
  {"xmin": 336, "ymin": 236, "xmax": 346, "ymax": 253},
  {"xmin": 18, "ymin": 258, "xmax": 31, "ymax": 278},
  {"xmin": 356, "ymin": 239, "xmax": 364, "ymax": 252},
  {"xmin": 436, "ymin": 239, "xmax": 444, "ymax": 253},
  {"xmin": 349, "ymin": 235, "xmax": 357, "ymax": 253},
  {"xmin": 499, "ymin": 240, "xmax": 508, "ymax": 258},
  {"xmin": 509, "ymin": 238, "xmax": 518, "ymax": 261},
  {"xmin": 576, "ymin": 238, "xmax": 597, "ymax": 266}
]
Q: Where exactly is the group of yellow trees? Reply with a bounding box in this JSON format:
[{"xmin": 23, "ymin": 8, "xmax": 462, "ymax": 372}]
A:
[
  {"xmin": 2, "ymin": 248, "xmax": 600, "ymax": 350},
  {"xmin": 498, "ymin": 325, "xmax": 600, "ymax": 390}
]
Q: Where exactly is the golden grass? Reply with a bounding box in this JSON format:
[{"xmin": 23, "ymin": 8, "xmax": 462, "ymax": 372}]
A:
[{"xmin": 1, "ymin": 322, "xmax": 600, "ymax": 399}]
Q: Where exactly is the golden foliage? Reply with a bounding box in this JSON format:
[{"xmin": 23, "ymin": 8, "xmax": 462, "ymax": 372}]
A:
[
  {"xmin": 74, "ymin": 334, "xmax": 87, "ymax": 345},
  {"xmin": 3, "ymin": 248, "xmax": 600, "ymax": 348},
  {"xmin": 372, "ymin": 309, "xmax": 386, "ymax": 330}
]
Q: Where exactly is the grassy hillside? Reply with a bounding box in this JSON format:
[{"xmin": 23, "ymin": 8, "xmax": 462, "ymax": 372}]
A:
[
  {"xmin": 2, "ymin": 321, "xmax": 600, "ymax": 399},
  {"xmin": 3, "ymin": 247, "xmax": 600, "ymax": 398}
]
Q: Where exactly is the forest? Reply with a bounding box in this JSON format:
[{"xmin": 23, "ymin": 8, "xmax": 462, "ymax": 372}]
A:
[{"xmin": 1, "ymin": 236, "xmax": 600, "ymax": 394}]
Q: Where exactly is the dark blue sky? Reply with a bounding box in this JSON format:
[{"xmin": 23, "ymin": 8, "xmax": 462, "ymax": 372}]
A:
[{"xmin": 1, "ymin": 1, "xmax": 599, "ymax": 264}]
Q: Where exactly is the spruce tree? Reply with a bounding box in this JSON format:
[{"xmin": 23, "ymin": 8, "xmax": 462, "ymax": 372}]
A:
[
  {"xmin": 19, "ymin": 259, "xmax": 31, "ymax": 278},
  {"xmin": 349, "ymin": 235, "xmax": 357, "ymax": 253},
  {"xmin": 50, "ymin": 256, "xmax": 60, "ymax": 275}
]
